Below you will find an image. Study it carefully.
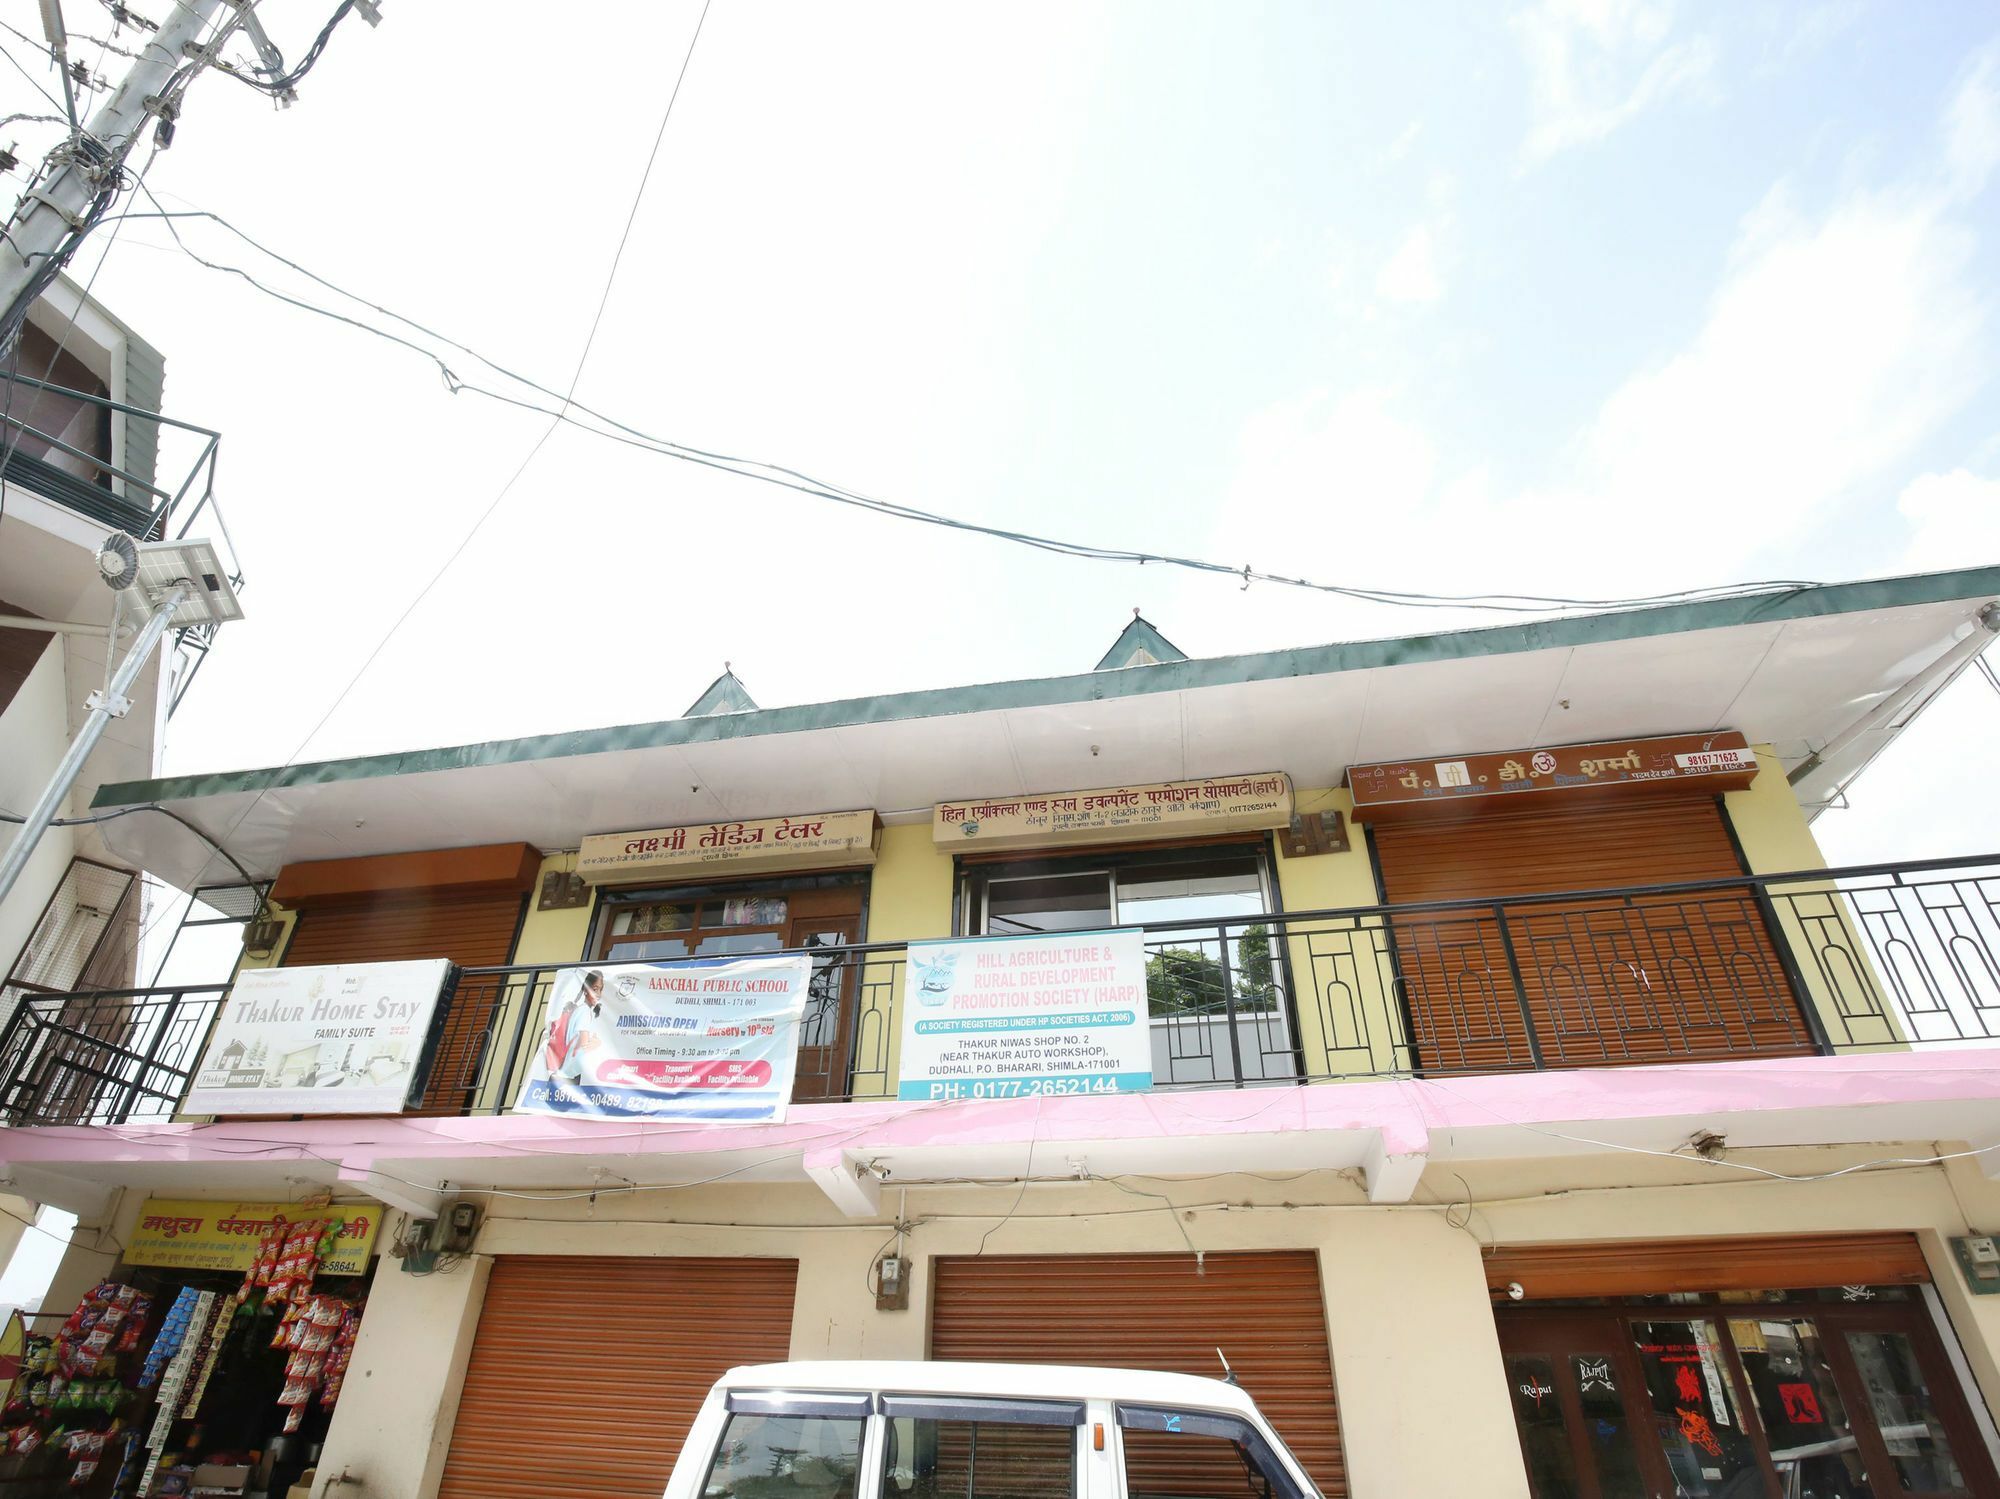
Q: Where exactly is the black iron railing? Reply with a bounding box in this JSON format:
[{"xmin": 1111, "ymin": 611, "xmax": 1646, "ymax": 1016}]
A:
[
  {"xmin": 0, "ymin": 984, "xmax": 225, "ymax": 1125},
  {"xmin": 1, "ymin": 857, "xmax": 1995, "ymax": 1125}
]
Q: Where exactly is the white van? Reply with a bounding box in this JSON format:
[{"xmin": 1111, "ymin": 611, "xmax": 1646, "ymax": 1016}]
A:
[{"xmin": 663, "ymin": 1359, "xmax": 1325, "ymax": 1499}]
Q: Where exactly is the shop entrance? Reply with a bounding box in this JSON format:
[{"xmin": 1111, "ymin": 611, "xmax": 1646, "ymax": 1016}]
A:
[{"xmin": 1496, "ymin": 1295, "xmax": 2000, "ymax": 1499}]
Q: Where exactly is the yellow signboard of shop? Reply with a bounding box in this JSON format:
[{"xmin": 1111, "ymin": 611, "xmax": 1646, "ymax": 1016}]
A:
[
  {"xmin": 934, "ymin": 773, "xmax": 1294, "ymax": 851},
  {"xmin": 126, "ymin": 1199, "xmax": 382, "ymax": 1276}
]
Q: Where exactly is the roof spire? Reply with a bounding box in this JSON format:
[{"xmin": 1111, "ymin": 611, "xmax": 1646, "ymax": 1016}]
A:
[{"xmin": 1095, "ymin": 612, "xmax": 1187, "ymax": 671}]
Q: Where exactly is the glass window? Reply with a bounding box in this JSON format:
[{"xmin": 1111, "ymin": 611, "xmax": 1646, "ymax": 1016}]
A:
[
  {"xmin": 1846, "ymin": 1330, "xmax": 1965, "ymax": 1493},
  {"xmin": 703, "ymin": 1411, "xmax": 863, "ymax": 1498},
  {"xmin": 969, "ymin": 847, "xmax": 1294, "ymax": 1083},
  {"xmin": 1116, "ymin": 1407, "xmax": 1307, "ymax": 1499},
  {"xmin": 1507, "ymin": 1356, "xmax": 1580, "ymax": 1499},
  {"xmin": 881, "ymin": 1416, "xmax": 1075, "ymax": 1499},
  {"xmin": 1569, "ymin": 1354, "xmax": 1646, "ymax": 1499},
  {"xmin": 985, "ymin": 872, "xmax": 1114, "ymax": 935},
  {"xmin": 1728, "ymin": 1316, "xmax": 1871, "ymax": 1498},
  {"xmin": 1630, "ymin": 1318, "xmax": 1762, "ymax": 1498},
  {"xmin": 613, "ymin": 901, "xmax": 696, "ymax": 935},
  {"xmin": 694, "ymin": 931, "xmax": 786, "ymax": 957}
]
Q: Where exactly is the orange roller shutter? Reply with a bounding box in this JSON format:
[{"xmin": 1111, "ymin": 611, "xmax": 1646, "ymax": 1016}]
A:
[
  {"xmin": 930, "ymin": 1250, "xmax": 1345, "ymax": 1498},
  {"xmin": 1369, "ymin": 795, "xmax": 1814, "ymax": 1073},
  {"xmin": 437, "ymin": 1255, "xmax": 797, "ymax": 1499}
]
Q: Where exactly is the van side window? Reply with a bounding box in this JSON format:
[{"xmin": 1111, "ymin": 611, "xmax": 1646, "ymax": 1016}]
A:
[
  {"xmin": 880, "ymin": 1396, "xmax": 1082, "ymax": 1499},
  {"xmin": 1115, "ymin": 1405, "xmax": 1308, "ymax": 1499},
  {"xmin": 703, "ymin": 1411, "xmax": 865, "ymax": 1498}
]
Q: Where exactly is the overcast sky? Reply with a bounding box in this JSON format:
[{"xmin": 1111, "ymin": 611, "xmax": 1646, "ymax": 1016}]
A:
[{"xmin": 11, "ymin": 0, "xmax": 2000, "ymax": 874}]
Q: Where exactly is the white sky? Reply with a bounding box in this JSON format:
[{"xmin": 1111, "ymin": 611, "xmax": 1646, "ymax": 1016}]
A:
[{"xmin": 8, "ymin": 0, "xmax": 2000, "ymax": 881}]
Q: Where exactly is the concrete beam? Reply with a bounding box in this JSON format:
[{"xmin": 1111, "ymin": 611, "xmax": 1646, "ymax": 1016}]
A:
[
  {"xmin": 804, "ymin": 1149, "xmax": 883, "ymax": 1218},
  {"xmin": 0, "ymin": 1164, "xmax": 114, "ymax": 1220},
  {"xmin": 338, "ymin": 1161, "xmax": 443, "ymax": 1220},
  {"xmin": 1361, "ymin": 1133, "xmax": 1428, "ymax": 1204}
]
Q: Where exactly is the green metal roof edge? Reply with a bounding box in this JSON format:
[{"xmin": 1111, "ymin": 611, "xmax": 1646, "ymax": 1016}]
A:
[
  {"xmin": 96, "ymin": 565, "xmax": 2000, "ymax": 809},
  {"xmin": 1094, "ymin": 614, "xmax": 1190, "ymax": 670}
]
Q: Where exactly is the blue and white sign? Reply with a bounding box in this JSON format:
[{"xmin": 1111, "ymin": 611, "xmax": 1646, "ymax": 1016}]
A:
[
  {"xmin": 897, "ymin": 930, "xmax": 1151, "ymax": 1101},
  {"xmin": 513, "ymin": 953, "xmax": 812, "ymax": 1121}
]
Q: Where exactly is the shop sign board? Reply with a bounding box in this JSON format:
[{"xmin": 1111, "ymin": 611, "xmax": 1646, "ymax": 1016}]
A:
[
  {"xmin": 896, "ymin": 930, "xmax": 1151, "ymax": 1101},
  {"xmin": 185, "ymin": 960, "xmax": 451, "ymax": 1116},
  {"xmin": 126, "ymin": 1199, "xmax": 381, "ymax": 1275},
  {"xmin": 1348, "ymin": 731, "xmax": 1759, "ymax": 820},
  {"xmin": 933, "ymin": 773, "xmax": 1292, "ymax": 851},
  {"xmin": 512, "ymin": 952, "xmax": 813, "ymax": 1121},
  {"xmin": 576, "ymin": 809, "xmax": 879, "ymax": 883}
]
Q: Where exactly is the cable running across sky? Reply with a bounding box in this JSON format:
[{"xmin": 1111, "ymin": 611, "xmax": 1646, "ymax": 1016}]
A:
[{"xmin": 109, "ymin": 202, "xmax": 1826, "ymax": 618}]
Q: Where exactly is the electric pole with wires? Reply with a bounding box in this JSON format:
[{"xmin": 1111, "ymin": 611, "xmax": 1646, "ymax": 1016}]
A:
[
  {"xmin": 0, "ymin": 0, "xmax": 222, "ymax": 349},
  {"xmin": 0, "ymin": 0, "xmax": 380, "ymax": 353}
]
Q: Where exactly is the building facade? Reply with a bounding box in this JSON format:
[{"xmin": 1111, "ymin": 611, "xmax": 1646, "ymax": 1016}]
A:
[{"xmin": 2, "ymin": 574, "xmax": 2000, "ymax": 1499}]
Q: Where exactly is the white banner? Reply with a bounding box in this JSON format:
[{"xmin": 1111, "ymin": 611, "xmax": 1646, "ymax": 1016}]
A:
[
  {"xmin": 185, "ymin": 960, "xmax": 451, "ymax": 1116},
  {"xmin": 512, "ymin": 954, "xmax": 813, "ymax": 1122},
  {"xmin": 897, "ymin": 930, "xmax": 1152, "ymax": 1101}
]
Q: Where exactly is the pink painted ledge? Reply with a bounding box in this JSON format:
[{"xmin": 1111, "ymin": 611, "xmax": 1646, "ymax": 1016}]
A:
[{"xmin": 1, "ymin": 1048, "xmax": 1996, "ymax": 1175}]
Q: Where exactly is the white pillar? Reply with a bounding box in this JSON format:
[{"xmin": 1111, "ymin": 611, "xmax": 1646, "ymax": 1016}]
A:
[
  {"xmin": 313, "ymin": 1244, "xmax": 491, "ymax": 1499},
  {"xmin": 1318, "ymin": 1213, "xmax": 1530, "ymax": 1499}
]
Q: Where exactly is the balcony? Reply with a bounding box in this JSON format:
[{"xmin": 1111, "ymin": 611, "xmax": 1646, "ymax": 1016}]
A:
[{"xmin": 1, "ymin": 855, "xmax": 1995, "ymax": 1128}]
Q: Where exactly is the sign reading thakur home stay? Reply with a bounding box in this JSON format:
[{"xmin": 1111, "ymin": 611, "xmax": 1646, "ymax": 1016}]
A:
[
  {"xmin": 1347, "ymin": 731, "xmax": 1759, "ymax": 821},
  {"xmin": 897, "ymin": 930, "xmax": 1151, "ymax": 1100},
  {"xmin": 577, "ymin": 809, "xmax": 879, "ymax": 882},
  {"xmin": 127, "ymin": 1199, "xmax": 381, "ymax": 1275},
  {"xmin": 933, "ymin": 773, "xmax": 1292, "ymax": 851},
  {"xmin": 184, "ymin": 960, "xmax": 451, "ymax": 1116}
]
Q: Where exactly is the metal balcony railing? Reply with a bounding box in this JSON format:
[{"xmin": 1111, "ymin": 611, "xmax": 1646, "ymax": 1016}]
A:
[
  {"xmin": 1, "ymin": 372, "xmax": 244, "ymax": 714},
  {"xmin": 1, "ymin": 857, "xmax": 1995, "ymax": 1127}
]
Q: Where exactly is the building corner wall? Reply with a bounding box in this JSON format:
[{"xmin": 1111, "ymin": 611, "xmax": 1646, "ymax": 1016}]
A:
[
  {"xmin": 315, "ymin": 1237, "xmax": 491, "ymax": 1499},
  {"xmin": 1318, "ymin": 1211, "xmax": 1530, "ymax": 1499}
]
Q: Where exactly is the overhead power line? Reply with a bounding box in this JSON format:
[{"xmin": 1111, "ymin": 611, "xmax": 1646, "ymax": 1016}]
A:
[
  {"xmin": 114, "ymin": 198, "xmax": 1824, "ymax": 618},
  {"xmin": 89, "ymin": 0, "xmax": 720, "ymax": 949}
]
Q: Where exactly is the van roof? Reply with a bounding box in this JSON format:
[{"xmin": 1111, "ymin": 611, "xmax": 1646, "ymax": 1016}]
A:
[{"xmin": 714, "ymin": 1360, "xmax": 1263, "ymax": 1415}]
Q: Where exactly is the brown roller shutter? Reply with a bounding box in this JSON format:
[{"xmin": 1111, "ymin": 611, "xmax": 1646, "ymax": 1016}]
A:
[
  {"xmin": 931, "ymin": 1251, "xmax": 1344, "ymax": 1498},
  {"xmin": 281, "ymin": 888, "xmax": 527, "ymax": 1113},
  {"xmin": 1370, "ymin": 795, "xmax": 1813, "ymax": 1074},
  {"xmin": 438, "ymin": 1255, "xmax": 797, "ymax": 1499},
  {"xmin": 1483, "ymin": 1232, "xmax": 1930, "ymax": 1300}
]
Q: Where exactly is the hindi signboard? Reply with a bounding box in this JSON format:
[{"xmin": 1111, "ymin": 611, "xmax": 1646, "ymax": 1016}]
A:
[
  {"xmin": 512, "ymin": 953, "xmax": 813, "ymax": 1121},
  {"xmin": 185, "ymin": 960, "xmax": 451, "ymax": 1116},
  {"xmin": 897, "ymin": 930, "xmax": 1151, "ymax": 1101},
  {"xmin": 933, "ymin": 774, "xmax": 1292, "ymax": 852},
  {"xmin": 576, "ymin": 809, "xmax": 879, "ymax": 883},
  {"xmin": 126, "ymin": 1198, "xmax": 381, "ymax": 1275},
  {"xmin": 1347, "ymin": 731, "xmax": 1760, "ymax": 821}
]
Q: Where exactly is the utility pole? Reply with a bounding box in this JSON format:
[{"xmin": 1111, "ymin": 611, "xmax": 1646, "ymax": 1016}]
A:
[{"xmin": 0, "ymin": 0, "xmax": 225, "ymax": 346}]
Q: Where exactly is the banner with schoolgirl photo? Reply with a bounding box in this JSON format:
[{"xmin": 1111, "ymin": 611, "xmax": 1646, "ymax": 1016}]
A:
[{"xmin": 511, "ymin": 952, "xmax": 813, "ymax": 1121}]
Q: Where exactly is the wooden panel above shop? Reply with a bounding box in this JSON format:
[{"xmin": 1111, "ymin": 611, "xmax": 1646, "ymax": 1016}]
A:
[
  {"xmin": 1349, "ymin": 732, "xmax": 1758, "ymax": 823},
  {"xmin": 269, "ymin": 842, "xmax": 542, "ymax": 907}
]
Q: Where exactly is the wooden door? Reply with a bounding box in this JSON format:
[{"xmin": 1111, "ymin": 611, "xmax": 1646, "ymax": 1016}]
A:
[
  {"xmin": 1499, "ymin": 1302, "xmax": 2000, "ymax": 1499},
  {"xmin": 1498, "ymin": 1312, "xmax": 1669, "ymax": 1499},
  {"xmin": 785, "ymin": 885, "xmax": 865, "ymax": 1101}
]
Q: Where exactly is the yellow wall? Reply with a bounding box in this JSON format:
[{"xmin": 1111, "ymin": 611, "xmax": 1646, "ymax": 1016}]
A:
[
  {"xmin": 1724, "ymin": 747, "xmax": 1906, "ymax": 1050},
  {"xmin": 856, "ymin": 822, "xmax": 954, "ymax": 1097},
  {"xmin": 1723, "ymin": 744, "xmax": 1828, "ymax": 875},
  {"xmin": 1271, "ymin": 787, "xmax": 1408, "ymax": 1078}
]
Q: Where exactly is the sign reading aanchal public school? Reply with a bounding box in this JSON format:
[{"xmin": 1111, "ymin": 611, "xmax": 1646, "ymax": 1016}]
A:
[
  {"xmin": 577, "ymin": 809, "xmax": 880, "ymax": 883},
  {"xmin": 127, "ymin": 1199, "xmax": 381, "ymax": 1275},
  {"xmin": 1348, "ymin": 731, "xmax": 1759, "ymax": 821},
  {"xmin": 933, "ymin": 773, "xmax": 1292, "ymax": 851}
]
